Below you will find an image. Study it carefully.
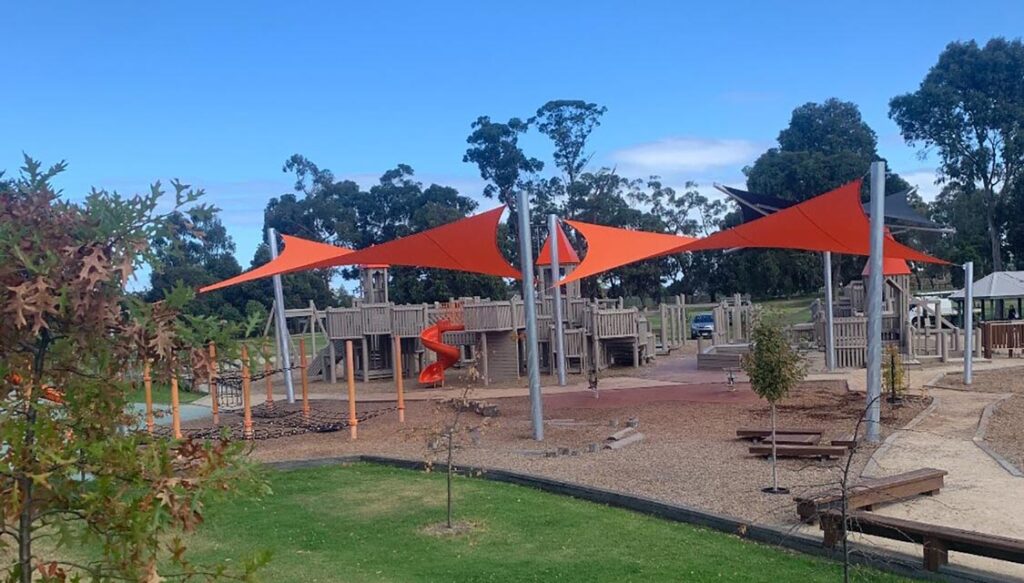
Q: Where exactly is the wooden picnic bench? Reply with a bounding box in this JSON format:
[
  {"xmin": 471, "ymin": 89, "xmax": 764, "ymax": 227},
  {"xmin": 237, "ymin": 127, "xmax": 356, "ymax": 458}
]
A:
[
  {"xmin": 748, "ymin": 444, "xmax": 846, "ymax": 459},
  {"xmin": 736, "ymin": 427, "xmax": 822, "ymax": 439},
  {"xmin": 821, "ymin": 510, "xmax": 1024, "ymax": 572},
  {"xmin": 794, "ymin": 468, "xmax": 947, "ymax": 523},
  {"xmin": 757, "ymin": 433, "xmax": 821, "ymax": 446}
]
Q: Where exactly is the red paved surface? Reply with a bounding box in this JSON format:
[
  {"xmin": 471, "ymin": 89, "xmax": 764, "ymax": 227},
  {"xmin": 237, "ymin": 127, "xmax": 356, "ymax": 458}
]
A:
[{"xmin": 537, "ymin": 382, "xmax": 760, "ymax": 410}]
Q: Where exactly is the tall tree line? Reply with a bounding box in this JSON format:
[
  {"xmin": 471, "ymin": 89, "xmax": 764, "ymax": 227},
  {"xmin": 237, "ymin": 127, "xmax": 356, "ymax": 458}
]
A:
[{"xmin": 143, "ymin": 37, "xmax": 1024, "ymax": 313}]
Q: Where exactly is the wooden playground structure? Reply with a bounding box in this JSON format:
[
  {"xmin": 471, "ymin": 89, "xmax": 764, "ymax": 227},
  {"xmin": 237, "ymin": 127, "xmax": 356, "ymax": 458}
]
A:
[
  {"xmin": 273, "ymin": 255, "xmax": 690, "ymax": 389},
  {"xmin": 808, "ymin": 271, "xmax": 981, "ymax": 367}
]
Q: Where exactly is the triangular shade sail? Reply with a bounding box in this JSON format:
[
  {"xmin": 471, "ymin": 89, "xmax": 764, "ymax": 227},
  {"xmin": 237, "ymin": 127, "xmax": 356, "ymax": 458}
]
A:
[
  {"xmin": 680, "ymin": 180, "xmax": 947, "ymax": 264},
  {"xmin": 862, "ymin": 255, "xmax": 913, "ymax": 277},
  {"xmin": 200, "ymin": 206, "xmax": 519, "ymax": 294},
  {"xmin": 536, "ymin": 223, "xmax": 580, "ymax": 265},
  {"xmin": 200, "ymin": 235, "xmax": 353, "ymax": 293},
  {"xmin": 558, "ymin": 220, "xmax": 698, "ymax": 286},
  {"xmin": 337, "ymin": 206, "xmax": 520, "ymax": 278},
  {"xmin": 720, "ymin": 184, "xmax": 946, "ymax": 231}
]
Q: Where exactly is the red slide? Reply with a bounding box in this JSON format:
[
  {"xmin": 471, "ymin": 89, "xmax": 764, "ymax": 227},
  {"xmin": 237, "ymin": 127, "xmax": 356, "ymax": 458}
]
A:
[{"xmin": 418, "ymin": 319, "xmax": 465, "ymax": 386}]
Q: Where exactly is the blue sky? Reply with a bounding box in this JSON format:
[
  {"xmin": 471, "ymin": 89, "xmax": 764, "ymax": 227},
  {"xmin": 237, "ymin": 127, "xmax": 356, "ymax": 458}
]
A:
[{"xmin": 4, "ymin": 1, "xmax": 1022, "ymax": 274}]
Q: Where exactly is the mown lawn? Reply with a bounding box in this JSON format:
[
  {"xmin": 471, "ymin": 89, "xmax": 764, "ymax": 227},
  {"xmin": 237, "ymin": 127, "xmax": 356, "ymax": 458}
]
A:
[
  {"xmin": 126, "ymin": 383, "xmax": 204, "ymax": 405},
  {"xmin": 165, "ymin": 463, "xmax": 906, "ymax": 582},
  {"xmin": 757, "ymin": 295, "xmax": 817, "ymax": 327}
]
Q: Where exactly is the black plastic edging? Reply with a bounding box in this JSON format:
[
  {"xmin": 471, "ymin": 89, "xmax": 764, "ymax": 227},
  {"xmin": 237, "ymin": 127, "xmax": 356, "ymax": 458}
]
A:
[{"xmin": 264, "ymin": 455, "xmax": 1012, "ymax": 583}]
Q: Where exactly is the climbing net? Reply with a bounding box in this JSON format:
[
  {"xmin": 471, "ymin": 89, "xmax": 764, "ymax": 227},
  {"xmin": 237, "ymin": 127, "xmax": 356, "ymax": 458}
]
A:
[{"xmin": 157, "ymin": 365, "xmax": 396, "ymax": 441}]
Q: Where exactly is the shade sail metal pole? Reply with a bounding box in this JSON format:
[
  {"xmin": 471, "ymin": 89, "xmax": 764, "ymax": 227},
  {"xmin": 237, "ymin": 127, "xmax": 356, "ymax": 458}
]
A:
[
  {"xmin": 866, "ymin": 162, "xmax": 885, "ymax": 443},
  {"xmin": 517, "ymin": 193, "xmax": 544, "ymax": 440},
  {"xmin": 549, "ymin": 214, "xmax": 567, "ymax": 386},
  {"xmin": 964, "ymin": 261, "xmax": 974, "ymax": 385},
  {"xmin": 268, "ymin": 228, "xmax": 296, "ymax": 403},
  {"xmin": 823, "ymin": 251, "xmax": 836, "ymax": 371}
]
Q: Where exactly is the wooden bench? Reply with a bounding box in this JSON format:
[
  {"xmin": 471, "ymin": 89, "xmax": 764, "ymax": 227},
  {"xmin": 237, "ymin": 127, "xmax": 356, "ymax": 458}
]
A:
[
  {"xmin": 736, "ymin": 427, "xmax": 822, "ymax": 439},
  {"xmin": 830, "ymin": 434, "xmax": 860, "ymax": 448},
  {"xmin": 795, "ymin": 468, "xmax": 947, "ymax": 523},
  {"xmin": 821, "ymin": 510, "xmax": 1024, "ymax": 572},
  {"xmin": 757, "ymin": 433, "xmax": 821, "ymax": 446},
  {"xmin": 748, "ymin": 444, "xmax": 846, "ymax": 459}
]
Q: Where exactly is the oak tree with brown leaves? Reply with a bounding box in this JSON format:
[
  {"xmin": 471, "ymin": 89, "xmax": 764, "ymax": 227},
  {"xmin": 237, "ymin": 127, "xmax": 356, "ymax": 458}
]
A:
[{"xmin": 1, "ymin": 157, "xmax": 266, "ymax": 583}]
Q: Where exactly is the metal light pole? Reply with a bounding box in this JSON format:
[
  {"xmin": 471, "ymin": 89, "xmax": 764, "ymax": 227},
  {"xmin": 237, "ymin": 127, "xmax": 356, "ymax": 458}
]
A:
[
  {"xmin": 964, "ymin": 261, "xmax": 974, "ymax": 385},
  {"xmin": 865, "ymin": 162, "xmax": 885, "ymax": 443},
  {"xmin": 823, "ymin": 251, "xmax": 836, "ymax": 371},
  {"xmin": 267, "ymin": 228, "xmax": 296, "ymax": 403},
  {"xmin": 549, "ymin": 214, "xmax": 567, "ymax": 386},
  {"xmin": 517, "ymin": 193, "xmax": 544, "ymax": 440}
]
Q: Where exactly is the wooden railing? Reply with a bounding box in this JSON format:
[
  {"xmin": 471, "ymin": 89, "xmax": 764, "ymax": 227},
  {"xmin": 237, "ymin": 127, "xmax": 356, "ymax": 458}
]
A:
[
  {"xmin": 392, "ymin": 305, "xmax": 427, "ymax": 337},
  {"xmin": 983, "ymin": 321, "xmax": 1024, "ymax": 358},
  {"xmin": 464, "ymin": 302, "xmax": 514, "ymax": 331},
  {"xmin": 361, "ymin": 303, "xmax": 392, "ymax": 335},
  {"xmin": 594, "ymin": 309, "xmax": 637, "ymax": 339}
]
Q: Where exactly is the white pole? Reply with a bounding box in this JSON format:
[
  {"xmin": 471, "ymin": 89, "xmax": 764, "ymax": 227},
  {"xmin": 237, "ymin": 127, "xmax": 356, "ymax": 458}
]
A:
[
  {"xmin": 517, "ymin": 193, "xmax": 544, "ymax": 440},
  {"xmin": 823, "ymin": 251, "xmax": 836, "ymax": 371},
  {"xmin": 549, "ymin": 214, "xmax": 567, "ymax": 386},
  {"xmin": 964, "ymin": 261, "xmax": 974, "ymax": 385},
  {"xmin": 866, "ymin": 162, "xmax": 885, "ymax": 443},
  {"xmin": 268, "ymin": 228, "xmax": 296, "ymax": 403}
]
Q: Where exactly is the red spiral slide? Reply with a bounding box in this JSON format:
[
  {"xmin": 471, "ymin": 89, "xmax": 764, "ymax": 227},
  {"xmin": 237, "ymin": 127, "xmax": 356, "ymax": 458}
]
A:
[{"xmin": 418, "ymin": 319, "xmax": 464, "ymax": 386}]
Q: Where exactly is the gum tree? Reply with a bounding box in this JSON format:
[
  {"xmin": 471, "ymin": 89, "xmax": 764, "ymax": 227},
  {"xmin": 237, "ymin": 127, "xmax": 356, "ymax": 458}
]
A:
[{"xmin": 0, "ymin": 157, "xmax": 264, "ymax": 582}]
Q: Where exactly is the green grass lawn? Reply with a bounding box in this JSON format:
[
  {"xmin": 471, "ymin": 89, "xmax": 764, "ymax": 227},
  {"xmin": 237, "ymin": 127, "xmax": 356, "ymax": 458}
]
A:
[
  {"xmin": 126, "ymin": 383, "xmax": 204, "ymax": 405},
  {"xmin": 756, "ymin": 295, "xmax": 817, "ymax": 327},
  {"xmin": 167, "ymin": 463, "xmax": 905, "ymax": 582}
]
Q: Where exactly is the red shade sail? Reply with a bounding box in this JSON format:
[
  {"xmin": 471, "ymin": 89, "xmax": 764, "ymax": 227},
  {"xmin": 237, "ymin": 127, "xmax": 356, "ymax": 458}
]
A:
[
  {"xmin": 200, "ymin": 235, "xmax": 353, "ymax": 293},
  {"xmin": 337, "ymin": 206, "xmax": 520, "ymax": 278},
  {"xmin": 558, "ymin": 220, "xmax": 698, "ymax": 286},
  {"xmin": 200, "ymin": 206, "xmax": 520, "ymax": 294},
  {"xmin": 680, "ymin": 180, "xmax": 947, "ymax": 264},
  {"xmin": 536, "ymin": 223, "xmax": 581, "ymax": 265}
]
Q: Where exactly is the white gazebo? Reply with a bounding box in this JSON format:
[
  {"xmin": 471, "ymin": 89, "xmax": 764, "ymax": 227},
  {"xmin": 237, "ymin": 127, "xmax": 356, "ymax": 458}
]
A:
[{"xmin": 951, "ymin": 271, "xmax": 1024, "ymax": 321}]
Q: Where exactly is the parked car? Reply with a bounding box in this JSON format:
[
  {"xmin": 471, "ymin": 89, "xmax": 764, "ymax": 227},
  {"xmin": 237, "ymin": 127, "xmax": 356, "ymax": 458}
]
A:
[
  {"xmin": 909, "ymin": 295, "xmax": 955, "ymax": 328},
  {"xmin": 690, "ymin": 313, "xmax": 715, "ymax": 339}
]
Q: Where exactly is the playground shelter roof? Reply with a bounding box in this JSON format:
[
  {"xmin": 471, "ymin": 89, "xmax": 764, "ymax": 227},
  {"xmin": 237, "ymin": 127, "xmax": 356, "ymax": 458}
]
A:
[
  {"xmin": 200, "ymin": 206, "xmax": 519, "ymax": 294},
  {"xmin": 557, "ymin": 220, "xmax": 698, "ymax": 286},
  {"xmin": 536, "ymin": 223, "xmax": 581, "ymax": 266}
]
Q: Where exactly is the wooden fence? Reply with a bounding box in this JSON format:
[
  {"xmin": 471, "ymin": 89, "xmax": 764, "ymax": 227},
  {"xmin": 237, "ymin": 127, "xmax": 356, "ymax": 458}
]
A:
[{"xmin": 982, "ymin": 321, "xmax": 1024, "ymax": 358}]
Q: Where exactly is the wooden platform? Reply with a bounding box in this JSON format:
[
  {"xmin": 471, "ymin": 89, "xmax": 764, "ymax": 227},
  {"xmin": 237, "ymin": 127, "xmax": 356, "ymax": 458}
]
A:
[{"xmin": 757, "ymin": 434, "xmax": 821, "ymax": 446}]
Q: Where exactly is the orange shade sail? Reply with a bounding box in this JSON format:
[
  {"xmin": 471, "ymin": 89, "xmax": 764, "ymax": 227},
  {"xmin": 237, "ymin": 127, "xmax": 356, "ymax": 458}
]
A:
[
  {"xmin": 680, "ymin": 180, "xmax": 947, "ymax": 264},
  {"xmin": 200, "ymin": 235, "xmax": 353, "ymax": 293},
  {"xmin": 200, "ymin": 206, "xmax": 520, "ymax": 294},
  {"xmin": 536, "ymin": 223, "xmax": 581, "ymax": 265},
  {"xmin": 558, "ymin": 220, "xmax": 698, "ymax": 286},
  {"xmin": 337, "ymin": 206, "xmax": 520, "ymax": 278}
]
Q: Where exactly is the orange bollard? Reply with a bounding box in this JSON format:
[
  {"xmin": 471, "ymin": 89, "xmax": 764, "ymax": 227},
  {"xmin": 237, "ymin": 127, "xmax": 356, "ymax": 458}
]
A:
[
  {"xmin": 143, "ymin": 360, "xmax": 154, "ymax": 435},
  {"xmin": 208, "ymin": 342, "xmax": 219, "ymax": 425},
  {"xmin": 170, "ymin": 369, "xmax": 182, "ymax": 440},
  {"xmin": 299, "ymin": 338, "xmax": 310, "ymax": 419},
  {"xmin": 346, "ymin": 340, "xmax": 357, "ymax": 440},
  {"xmin": 394, "ymin": 336, "xmax": 405, "ymax": 423},
  {"xmin": 263, "ymin": 344, "xmax": 274, "ymax": 408},
  {"xmin": 241, "ymin": 344, "xmax": 253, "ymax": 440}
]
